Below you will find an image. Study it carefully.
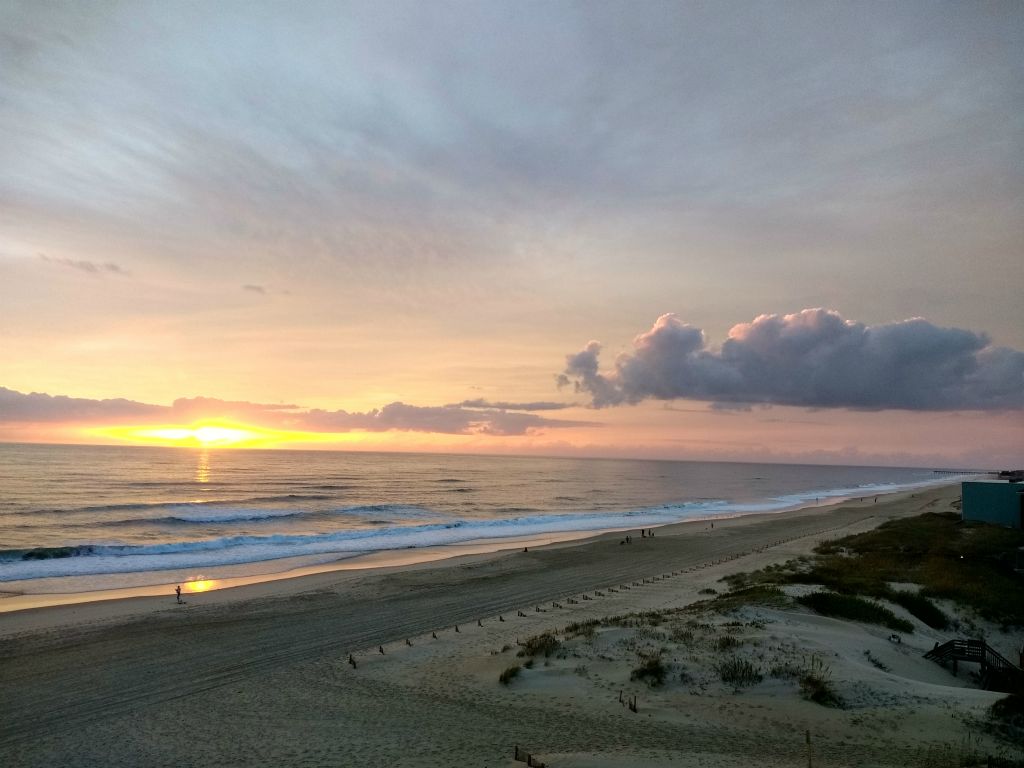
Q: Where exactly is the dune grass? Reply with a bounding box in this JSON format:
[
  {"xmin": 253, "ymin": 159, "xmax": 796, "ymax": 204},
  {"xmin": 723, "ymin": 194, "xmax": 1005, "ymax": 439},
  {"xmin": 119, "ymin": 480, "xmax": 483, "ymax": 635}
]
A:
[
  {"xmin": 630, "ymin": 653, "xmax": 668, "ymax": 686},
  {"xmin": 498, "ymin": 665, "xmax": 521, "ymax": 685},
  {"xmin": 517, "ymin": 632, "xmax": 561, "ymax": 658},
  {"xmin": 797, "ymin": 591, "xmax": 914, "ymax": 633},
  {"xmin": 726, "ymin": 511, "xmax": 1024, "ymax": 627},
  {"xmin": 715, "ymin": 656, "xmax": 762, "ymax": 688}
]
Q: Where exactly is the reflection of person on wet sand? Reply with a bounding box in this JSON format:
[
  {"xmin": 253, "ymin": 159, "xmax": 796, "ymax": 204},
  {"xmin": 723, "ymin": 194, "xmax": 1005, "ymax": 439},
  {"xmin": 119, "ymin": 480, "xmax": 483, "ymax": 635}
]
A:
[{"xmin": 175, "ymin": 584, "xmax": 182, "ymax": 604}]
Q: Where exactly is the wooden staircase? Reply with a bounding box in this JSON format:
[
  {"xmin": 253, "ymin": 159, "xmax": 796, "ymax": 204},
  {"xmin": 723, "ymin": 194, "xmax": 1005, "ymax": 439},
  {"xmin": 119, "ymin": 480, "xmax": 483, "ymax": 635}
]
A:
[{"xmin": 924, "ymin": 639, "xmax": 1024, "ymax": 693}]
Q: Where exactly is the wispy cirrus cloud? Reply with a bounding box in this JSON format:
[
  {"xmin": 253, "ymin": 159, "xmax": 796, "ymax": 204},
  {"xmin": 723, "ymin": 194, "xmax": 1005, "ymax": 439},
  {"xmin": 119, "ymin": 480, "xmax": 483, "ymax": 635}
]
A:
[
  {"xmin": 0, "ymin": 388, "xmax": 592, "ymax": 437},
  {"xmin": 449, "ymin": 398, "xmax": 574, "ymax": 412},
  {"xmin": 39, "ymin": 255, "xmax": 130, "ymax": 276},
  {"xmin": 560, "ymin": 309, "xmax": 1024, "ymax": 411}
]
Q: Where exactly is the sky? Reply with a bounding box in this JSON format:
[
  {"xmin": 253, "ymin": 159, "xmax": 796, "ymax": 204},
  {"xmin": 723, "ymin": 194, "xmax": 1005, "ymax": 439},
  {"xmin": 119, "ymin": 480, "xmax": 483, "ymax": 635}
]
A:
[{"xmin": 0, "ymin": 1, "xmax": 1022, "ymax": 467}]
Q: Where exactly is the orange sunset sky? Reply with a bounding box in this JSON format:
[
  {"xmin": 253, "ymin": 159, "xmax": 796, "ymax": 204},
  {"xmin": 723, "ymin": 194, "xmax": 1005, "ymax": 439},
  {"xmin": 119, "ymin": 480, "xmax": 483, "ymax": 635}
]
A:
[{"xmin": 1, "ymin": 2, "xmax": 1022, "ymax": 467}]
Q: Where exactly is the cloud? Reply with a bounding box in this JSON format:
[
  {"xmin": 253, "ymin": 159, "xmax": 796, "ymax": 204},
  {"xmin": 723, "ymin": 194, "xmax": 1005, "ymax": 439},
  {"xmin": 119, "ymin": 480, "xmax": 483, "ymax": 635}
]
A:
[
  {"xmin": 295, "ymin": 402, "xmax": 590, "ymax": 436},
  {"xmin": 0, "ymin": 388, "xmax": 590, "ymax": 436},
  {"xmin": 241, "ymin": 284, "xmax": 266, "ymax": 294},
  {"xmin": 39, "ymin": 255, "xmax": 129, "ymax": 276},
  {"xmin": 0, "ymin": 387, "xmax": 162, "ymax": 422},
  {"xmin": 451, "ymin": 398, "xmax": 573, "ymax": 411},
  {"xmin": 561, "ymin": 309, "xmax": 1024, "ymax": 411}
]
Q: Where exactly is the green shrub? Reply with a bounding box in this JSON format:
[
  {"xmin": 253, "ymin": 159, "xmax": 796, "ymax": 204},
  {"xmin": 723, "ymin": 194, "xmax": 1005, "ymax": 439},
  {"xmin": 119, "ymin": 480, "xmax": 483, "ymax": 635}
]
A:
[
  {"xmin": 797, "ymin": 591, "xmax": 914, "ymax": 633},
  {"xmin": 498, "ymin": 665, "xmax": 521, "ymax": 685}
]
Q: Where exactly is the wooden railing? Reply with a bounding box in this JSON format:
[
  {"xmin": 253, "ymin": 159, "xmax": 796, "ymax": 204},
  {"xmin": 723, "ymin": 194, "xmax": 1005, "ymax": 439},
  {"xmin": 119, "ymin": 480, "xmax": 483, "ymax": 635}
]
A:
[{"xmin": 925, "ymin": 638, "xmax": 1023, "ymax": 693}]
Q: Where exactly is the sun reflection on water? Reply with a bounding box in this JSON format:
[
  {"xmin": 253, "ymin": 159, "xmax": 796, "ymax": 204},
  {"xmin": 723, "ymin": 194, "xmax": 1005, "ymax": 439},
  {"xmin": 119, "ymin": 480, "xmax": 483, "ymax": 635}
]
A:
[{"xmin": 195, "ymin": 450, "xmax": 211, "ymax": 484}]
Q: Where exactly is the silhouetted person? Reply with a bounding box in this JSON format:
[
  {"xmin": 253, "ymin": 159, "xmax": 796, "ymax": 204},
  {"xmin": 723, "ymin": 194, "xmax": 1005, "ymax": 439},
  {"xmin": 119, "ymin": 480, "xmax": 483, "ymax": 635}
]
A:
[
  {"xmin": 175, "ymin": 585, "xmax": 182, "ymax": 604},
  {"xmin": 379, "ymin": 645, "xmax": 385, "ymax": 654}
]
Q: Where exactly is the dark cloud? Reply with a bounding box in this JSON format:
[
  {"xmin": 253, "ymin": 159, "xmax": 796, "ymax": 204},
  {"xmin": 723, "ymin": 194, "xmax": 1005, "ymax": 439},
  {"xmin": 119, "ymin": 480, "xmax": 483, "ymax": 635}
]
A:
[
  {"xmin": 451, "ymin": 398, "xmax": 573, "ymax": 411},
  {"xmin": 295, "ymin": 402, "xmax": 589, "ymax": 436},
  {"xmin": 0, "ymin": 388, "xmax": 589, "ymax": 436},
  {"xmin": 0, "ymin": 387, "xmax": 162, "ymax": 422},
  {"xmin": 39, "ymin": 255, "xmax": 129, "ymax": 276},
  {"xmin": 561, "ymin": 309, "xmax": 1024, "ymax": 411},
  {"xmin": 241, "ymin": 284, "xmax": 266, "ymax": 294}
]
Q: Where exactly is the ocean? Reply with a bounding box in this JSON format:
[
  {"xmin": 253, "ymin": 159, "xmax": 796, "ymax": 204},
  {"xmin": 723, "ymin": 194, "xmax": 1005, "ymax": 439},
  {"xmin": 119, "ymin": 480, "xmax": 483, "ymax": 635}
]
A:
[{"xmin": 0, "ymin": 443, "xmax": 958, "ymax": 593}]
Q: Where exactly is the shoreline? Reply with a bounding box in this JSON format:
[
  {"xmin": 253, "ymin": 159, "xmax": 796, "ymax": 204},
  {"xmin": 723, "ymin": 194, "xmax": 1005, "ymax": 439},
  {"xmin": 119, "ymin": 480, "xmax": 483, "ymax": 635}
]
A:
[{"xmin": 0, "ymin": 483, "xmax": 953, "ymax": 630}]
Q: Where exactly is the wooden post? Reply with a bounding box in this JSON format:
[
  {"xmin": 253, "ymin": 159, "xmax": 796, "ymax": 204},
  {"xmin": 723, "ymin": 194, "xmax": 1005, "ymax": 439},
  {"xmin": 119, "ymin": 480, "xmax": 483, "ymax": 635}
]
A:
[{"xmin": 806, "ymin": 729, "xmax": 812, "ymax": 768}]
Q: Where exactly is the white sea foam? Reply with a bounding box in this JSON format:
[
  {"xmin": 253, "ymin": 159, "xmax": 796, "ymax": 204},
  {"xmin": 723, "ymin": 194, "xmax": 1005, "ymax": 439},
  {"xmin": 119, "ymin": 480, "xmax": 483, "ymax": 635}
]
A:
[{"xmin": 0, "ymin": 474, "xmax": 961, "ymax": 582}]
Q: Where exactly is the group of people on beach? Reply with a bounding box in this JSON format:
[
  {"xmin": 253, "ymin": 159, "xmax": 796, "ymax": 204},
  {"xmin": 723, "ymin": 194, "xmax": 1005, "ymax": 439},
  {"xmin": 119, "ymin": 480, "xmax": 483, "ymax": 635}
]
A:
[{"xmin": 622, "ymin": 529, "xmax": 657, "ymax": 545}]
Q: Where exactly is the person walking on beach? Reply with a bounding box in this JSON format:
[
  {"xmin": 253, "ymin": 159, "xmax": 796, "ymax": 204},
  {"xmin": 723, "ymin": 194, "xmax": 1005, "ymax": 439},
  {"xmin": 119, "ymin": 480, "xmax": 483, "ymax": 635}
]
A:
[{"xmin": 175, "ymin": 584, "xmax": 182, "ymax": 604}]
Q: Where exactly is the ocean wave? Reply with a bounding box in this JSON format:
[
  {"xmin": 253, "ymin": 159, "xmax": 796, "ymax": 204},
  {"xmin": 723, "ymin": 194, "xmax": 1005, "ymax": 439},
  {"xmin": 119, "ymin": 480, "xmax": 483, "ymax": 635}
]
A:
[
  {"xmin": 26, "ymin": 502, "xmax": 444, "ymax": 529},
  {"xmin": 27, "ymin": 493, "xmax": 342, "ymax": 518},
  {"xmin": 0, "ymin": 474, "xmax": 964, "ymax": 582}
]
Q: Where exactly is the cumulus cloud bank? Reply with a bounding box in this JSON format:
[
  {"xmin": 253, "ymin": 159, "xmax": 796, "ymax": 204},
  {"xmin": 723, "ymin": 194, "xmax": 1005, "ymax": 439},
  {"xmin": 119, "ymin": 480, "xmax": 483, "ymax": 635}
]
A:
[
  {"xmin": 0, "ymin": 388, "xmax": 587, "ymax": 437},
  {"xmin": 560, "ymin": 309, "xmax": 1024, "ymax": 411}
]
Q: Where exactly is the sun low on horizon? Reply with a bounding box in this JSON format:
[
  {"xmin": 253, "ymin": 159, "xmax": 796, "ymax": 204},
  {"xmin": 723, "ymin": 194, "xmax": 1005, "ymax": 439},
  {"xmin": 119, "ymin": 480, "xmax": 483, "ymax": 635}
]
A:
[{"xmin": 86, "ymin": 421, "xmax": 356, "ymax": 449}]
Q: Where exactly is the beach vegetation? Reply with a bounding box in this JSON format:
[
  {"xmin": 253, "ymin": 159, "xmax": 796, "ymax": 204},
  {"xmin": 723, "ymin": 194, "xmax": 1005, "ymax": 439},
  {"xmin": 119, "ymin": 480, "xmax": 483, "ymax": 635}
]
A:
[
  {"xmin": 670, "ymin": 627, "xmax": 695, "ymax": 644},
  {"xmin": 887, "ymin": 592, "xmax": 949, "ymax": 630},
  {"xmin": 630, "ymin": 652, "xmax": 668, "ymax": 687},
  {"xmin": 796, "ymin": 591, "xmax": 914, "ymax": 633},
  {"xmin": 988, "ymin": 695, "xmax": 1024, "ymax": 746},
  {"xmin": 716, "ymin": 635, "xmax": 741, "ymax": 651},
  {"xmin": 714, "ymin": 656, "xmax": 762, "ymax": 688},
  {"xmin": 563, "ymin": 619, "xmax": 599, "ymax": 639},
  {"xmin": 697, "ymin": 584, "xmax": 788, "ymax": 613},
  {"xmin": 725, "ymin": 511, "xmax": 1024, "ymax": 627},
  {"xmin": 798, "ymin": 656, "xmax": 842, "ymax": 707},
  {"xmin": 498, "ymin": 665, "xmax": 521, "ymax": 685},
  {"xmin": 862, "ymin": 650, "xmax": 890, "ymax": 672},
  {"xmin": 769, "ymin": 662, "xmax": 802, "ymax": 679},
  {"xmin": 518, "ymin": 632, "xmax": 561, "ymax": 658}
]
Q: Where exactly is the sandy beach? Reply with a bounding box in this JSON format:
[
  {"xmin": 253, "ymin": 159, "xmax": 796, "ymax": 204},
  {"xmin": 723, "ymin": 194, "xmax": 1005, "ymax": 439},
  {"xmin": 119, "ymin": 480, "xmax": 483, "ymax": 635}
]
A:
[{"xmin": 1, "ymin": 483, "xmax": 1016, "ymax": 767}]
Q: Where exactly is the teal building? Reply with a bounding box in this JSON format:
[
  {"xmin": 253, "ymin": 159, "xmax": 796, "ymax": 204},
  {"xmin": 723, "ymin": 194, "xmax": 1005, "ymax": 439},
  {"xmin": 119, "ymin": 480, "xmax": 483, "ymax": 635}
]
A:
[{"xmin": 962, "ymin": 481, "xmax": 1024, "ymax": 529}]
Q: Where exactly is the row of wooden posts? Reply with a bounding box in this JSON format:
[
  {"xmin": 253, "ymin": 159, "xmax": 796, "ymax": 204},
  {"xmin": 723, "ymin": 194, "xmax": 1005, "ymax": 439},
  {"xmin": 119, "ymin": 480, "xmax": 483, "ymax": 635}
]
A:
[{"xmin": 342, "ymin": 520, "xmax": 855, "ymax": 669}]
